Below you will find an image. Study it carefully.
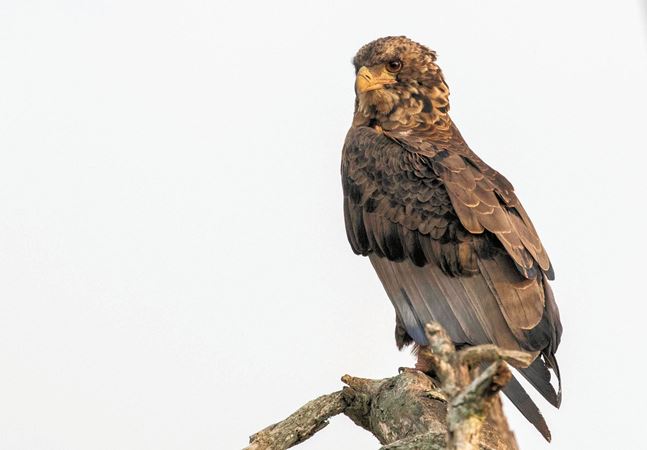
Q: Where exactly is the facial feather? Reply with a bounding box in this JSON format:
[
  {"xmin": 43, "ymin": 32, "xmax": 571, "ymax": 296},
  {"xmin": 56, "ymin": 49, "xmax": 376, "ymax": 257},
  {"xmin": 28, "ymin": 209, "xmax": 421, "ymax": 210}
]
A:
[{"xmin": 352, "ymin": 36, "xmax": 452, "ymax": 138}]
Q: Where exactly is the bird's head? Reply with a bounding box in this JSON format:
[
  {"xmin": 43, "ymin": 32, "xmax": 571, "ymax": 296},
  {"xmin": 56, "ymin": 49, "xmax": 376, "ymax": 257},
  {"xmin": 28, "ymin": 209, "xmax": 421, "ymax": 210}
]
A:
[{"xmin": 352, "ymin": 36, "xmax": 452, "ymax": 136}]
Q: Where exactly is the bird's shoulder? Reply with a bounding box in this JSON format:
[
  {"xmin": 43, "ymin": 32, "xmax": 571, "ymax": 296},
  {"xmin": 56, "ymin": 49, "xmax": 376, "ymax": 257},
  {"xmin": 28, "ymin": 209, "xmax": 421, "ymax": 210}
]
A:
[
  {"xmin": 341, "ymin": 124, "xmax": 553, "ymax": 280},
  {"xmin": 342, "ymin": 126, "xmax": 454, "ymax": 236},
  {"xmin": 385, "ymin": 124, "xmax": 553, "ymax": 279}
]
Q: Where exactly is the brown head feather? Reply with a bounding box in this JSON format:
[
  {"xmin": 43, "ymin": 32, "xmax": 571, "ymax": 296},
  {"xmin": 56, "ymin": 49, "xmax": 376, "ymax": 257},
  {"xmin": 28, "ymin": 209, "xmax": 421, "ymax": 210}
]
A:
[{"xmin": 352, "ymin": 36, "xmax": 452, "ymax": 139}]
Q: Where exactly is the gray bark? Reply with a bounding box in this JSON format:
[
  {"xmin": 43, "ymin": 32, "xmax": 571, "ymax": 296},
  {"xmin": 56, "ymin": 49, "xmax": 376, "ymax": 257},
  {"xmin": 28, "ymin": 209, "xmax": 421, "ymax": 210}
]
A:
[{"xmin": 246, "ymin": 323, "xmax": 529, "ymax": 450}]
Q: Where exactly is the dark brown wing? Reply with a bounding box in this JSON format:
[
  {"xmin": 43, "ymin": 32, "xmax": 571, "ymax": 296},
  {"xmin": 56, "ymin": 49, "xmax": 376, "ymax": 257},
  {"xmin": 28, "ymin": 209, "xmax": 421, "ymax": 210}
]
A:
[
  {"xmin": 341, "ymin": 126, "xmax": 559, "ymax": 342},
  {"xmin": 385, "ymin": 125, "xmax": 554, "ymax": 280},
  {"xmin": 341, "ymin": 125, "xmax": 562, "ymax": 439}
]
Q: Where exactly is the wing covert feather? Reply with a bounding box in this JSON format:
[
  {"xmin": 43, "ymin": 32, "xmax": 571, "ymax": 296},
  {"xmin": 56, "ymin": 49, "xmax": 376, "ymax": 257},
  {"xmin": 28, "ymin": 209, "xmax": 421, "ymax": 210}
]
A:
[{"xmin": 385, "ymin": 127, "xmax": 553, "ymax": 279}]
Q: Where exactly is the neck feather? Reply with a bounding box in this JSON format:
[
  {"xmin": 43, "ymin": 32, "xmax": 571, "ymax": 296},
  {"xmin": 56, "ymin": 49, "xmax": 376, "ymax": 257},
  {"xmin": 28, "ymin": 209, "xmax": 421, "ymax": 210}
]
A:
[{"xmin": 353, "ymin": 82, "xmax": 453, "ymax": 141}]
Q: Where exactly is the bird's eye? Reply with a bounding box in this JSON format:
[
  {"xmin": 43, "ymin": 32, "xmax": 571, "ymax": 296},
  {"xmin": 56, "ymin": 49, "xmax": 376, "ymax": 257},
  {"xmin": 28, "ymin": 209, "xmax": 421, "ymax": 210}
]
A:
[{"xmin": 386, "ymin": 60, "xmax": 402, "ymax": 73}]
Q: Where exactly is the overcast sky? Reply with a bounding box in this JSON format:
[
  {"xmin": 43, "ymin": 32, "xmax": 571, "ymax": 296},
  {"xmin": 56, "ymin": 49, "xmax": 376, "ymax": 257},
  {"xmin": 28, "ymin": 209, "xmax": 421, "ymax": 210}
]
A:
[{"xmin": 1, "ymin": 1, "xmax": 646, "ymax": 449}]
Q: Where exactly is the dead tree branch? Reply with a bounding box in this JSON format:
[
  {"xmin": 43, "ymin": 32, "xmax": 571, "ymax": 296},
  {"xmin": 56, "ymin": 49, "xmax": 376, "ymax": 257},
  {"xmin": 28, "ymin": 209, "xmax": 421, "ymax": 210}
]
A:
[{"xmin": 246, "ymin": 322, "xmax": 530, "ymax": 450}]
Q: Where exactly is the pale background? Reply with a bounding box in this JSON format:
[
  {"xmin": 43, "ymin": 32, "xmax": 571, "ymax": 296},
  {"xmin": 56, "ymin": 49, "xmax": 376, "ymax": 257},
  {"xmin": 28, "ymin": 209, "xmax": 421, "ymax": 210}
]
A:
[{"xmin": 1, "ymin": 1, "xmax": 646, "ymax": 449}]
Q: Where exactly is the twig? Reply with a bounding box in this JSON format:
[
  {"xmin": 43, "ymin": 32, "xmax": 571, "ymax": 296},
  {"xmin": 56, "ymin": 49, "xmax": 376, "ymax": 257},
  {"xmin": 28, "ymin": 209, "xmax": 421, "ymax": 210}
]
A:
[{"xmin": 458, "ymin": 345, "xmax": 533, "ymax": 368}]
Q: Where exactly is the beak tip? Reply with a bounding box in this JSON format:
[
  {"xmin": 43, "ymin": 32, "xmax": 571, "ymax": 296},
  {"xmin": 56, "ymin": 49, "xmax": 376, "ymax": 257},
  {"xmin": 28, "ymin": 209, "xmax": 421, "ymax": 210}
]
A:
[{"xmin": 355, "ymin": 65, "xmax": 395, "ymax": 94}]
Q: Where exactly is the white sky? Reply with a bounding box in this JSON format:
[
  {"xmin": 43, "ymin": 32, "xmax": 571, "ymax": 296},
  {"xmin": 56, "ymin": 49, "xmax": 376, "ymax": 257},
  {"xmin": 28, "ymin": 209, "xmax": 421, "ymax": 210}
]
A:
[{"xmin": 1, "ymin": 1, "xmax": 646, "ymax": 449}]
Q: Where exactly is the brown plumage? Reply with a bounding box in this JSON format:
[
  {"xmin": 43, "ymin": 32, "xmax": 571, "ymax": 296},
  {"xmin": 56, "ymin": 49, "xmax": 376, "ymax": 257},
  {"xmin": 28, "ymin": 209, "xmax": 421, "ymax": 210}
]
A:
[{"xmin": 341, "ymin": 36, "xmax": 562, "ymax": 441}]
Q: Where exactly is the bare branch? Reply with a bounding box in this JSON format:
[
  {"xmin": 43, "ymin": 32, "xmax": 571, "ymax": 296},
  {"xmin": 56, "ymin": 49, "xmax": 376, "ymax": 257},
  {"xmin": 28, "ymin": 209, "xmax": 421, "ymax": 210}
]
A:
[
  {"xmin": 458, "ymin": 345, "xmax": 533, "ymax": 368},
  {"xmin": 379, "ymin": 430, "xmax": 447, "ymax": 450},
  {"xmin": 447, "ymin": 361, "xmax": 512, "ymax": 450},
  {"xmin": 421, "ymin": 323, "xmax": 458, "ymax": 395},
  {"xmin": 425, "ymin": 322, "xmax": 456, "ymax": 358},
  {"xmin": 245, "ymin": 322, "xmax": 522, "ymax": 450},
  {"xmin": 245, "ymin": 391, "xmax": 346, "ymax": 450}
]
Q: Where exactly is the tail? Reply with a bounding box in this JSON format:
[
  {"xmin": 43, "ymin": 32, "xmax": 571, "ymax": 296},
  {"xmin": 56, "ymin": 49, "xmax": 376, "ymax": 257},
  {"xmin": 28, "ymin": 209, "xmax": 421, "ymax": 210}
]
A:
[
  {"xmin": 502, "ymin": 353, "xmax": 561, "ymax": 442},
  {"xmin": 504, "ymin": 272, "xmax": 562, "ymax": 441},
  {"xmin": 518, "ymin": 355, "xmax": 562, "ymax": 408},
  {"xmin": 517, "ymin": 274, "xmax": 562, "ymax": 408},
  {"xmin": 503, "ymin": 374, "xmax": 552, "ymax": 442}
]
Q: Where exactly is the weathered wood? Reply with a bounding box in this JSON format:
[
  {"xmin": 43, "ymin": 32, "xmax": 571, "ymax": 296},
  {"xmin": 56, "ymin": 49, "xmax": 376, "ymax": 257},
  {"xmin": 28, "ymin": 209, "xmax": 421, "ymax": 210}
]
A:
[
  {"xmin": 446, "ymin": 361, "xmax": 512, "ymax": 450},
  {"xmin": 342, "ymin": 370, "xmax": 448, "ymax": 448},
  {"xmin": 245, "ymin": 391, "xmax": 347, "ymax": 450},
  {"xmin": 246, "ymin": 323, "xmax": 527, "ymax": 449}
]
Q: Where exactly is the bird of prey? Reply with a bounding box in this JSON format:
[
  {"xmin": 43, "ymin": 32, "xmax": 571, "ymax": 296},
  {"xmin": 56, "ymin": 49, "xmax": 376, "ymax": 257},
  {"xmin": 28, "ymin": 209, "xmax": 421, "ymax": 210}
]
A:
[{"xmin": 341, "ymin": 36, "xmax": 562, "ymax": 441}]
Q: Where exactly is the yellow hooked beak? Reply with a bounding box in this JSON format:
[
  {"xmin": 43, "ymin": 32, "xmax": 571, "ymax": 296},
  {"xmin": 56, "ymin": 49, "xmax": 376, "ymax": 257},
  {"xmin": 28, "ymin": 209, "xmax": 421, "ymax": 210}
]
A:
[{"xmin": 355, "ymin": 65, "xmax": 397, "ymax": 93}]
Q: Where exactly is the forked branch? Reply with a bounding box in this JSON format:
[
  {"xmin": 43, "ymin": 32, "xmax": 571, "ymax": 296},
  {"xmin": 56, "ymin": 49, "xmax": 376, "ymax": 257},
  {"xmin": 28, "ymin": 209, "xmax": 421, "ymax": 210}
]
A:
[{"xmin": 246, "ymin": 322, "xmax": 530, "ymax": 450}]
